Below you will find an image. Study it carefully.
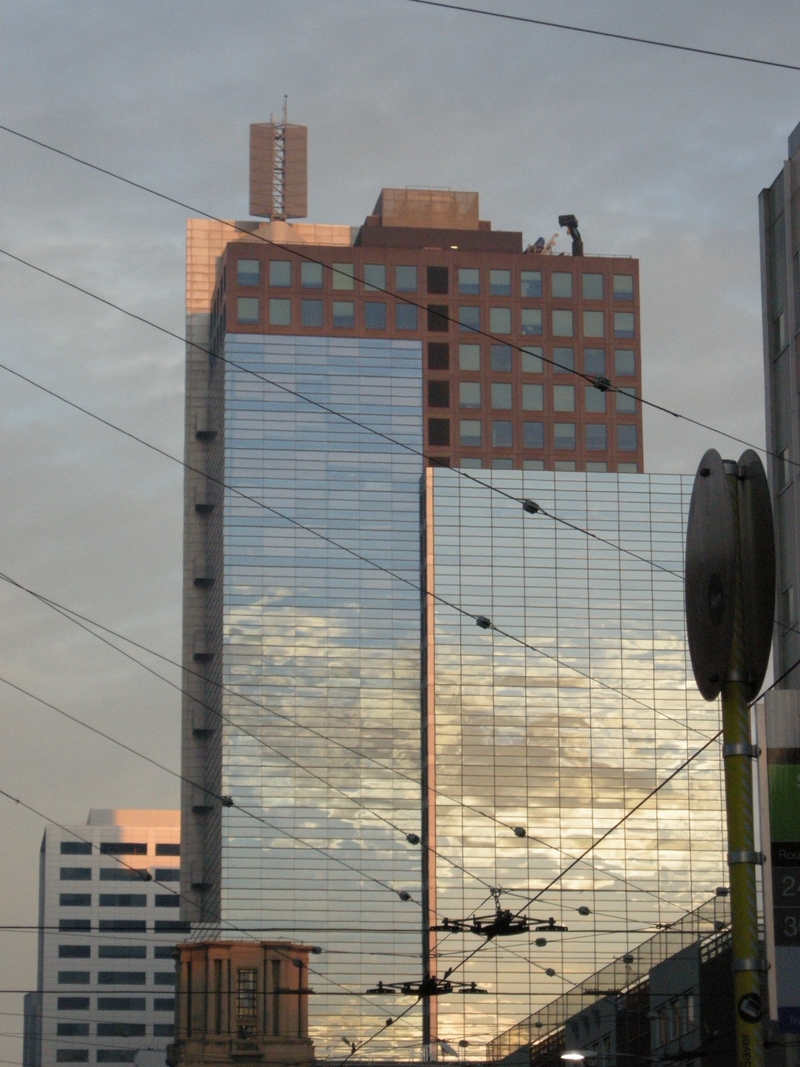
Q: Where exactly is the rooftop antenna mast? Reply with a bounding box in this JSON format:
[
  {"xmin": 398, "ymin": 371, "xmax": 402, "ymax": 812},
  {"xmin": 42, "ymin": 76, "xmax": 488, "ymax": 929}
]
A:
[
  {"xmin": 271, "ymin": 95, "xmax": 289, "ymax": 222},
  {"xmin": 249, "ymin": 99, "xmax": 308, "ymax": 221}
]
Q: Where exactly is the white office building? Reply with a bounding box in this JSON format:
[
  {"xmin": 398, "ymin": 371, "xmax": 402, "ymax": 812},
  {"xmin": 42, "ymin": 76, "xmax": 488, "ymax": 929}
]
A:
[{"xmin": 24, "ymin": 810, "xmax": 185, "ymax": 1067}]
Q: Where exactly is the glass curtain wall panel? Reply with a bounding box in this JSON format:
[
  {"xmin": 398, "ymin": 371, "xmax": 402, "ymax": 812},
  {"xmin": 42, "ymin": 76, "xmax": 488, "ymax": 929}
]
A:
[
  {"xmin": 423, "ymin": 468, "xmax": 725, "ymax": 1054},
  {"xmin": 213, "ymin": 335, "xmax": 424, "ymax": 1056}
]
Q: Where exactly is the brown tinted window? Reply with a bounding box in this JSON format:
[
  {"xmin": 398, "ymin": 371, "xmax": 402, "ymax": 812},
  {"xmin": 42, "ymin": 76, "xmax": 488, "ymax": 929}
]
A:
[
  {"xmin": 427, "ymin": 267, "xmax": 449, "ymax": 295},
  {"xmin": 428, "ymin": 418, "xmax": 450, "ymax": 446},
  {"xmin": 427, "ymin": 305, "xmax": 450, "ymax": 332},
  {"xmin": 428, "ymin": 381, "xmax": 450, "ymax": 408},
  {"xmin": 427, "ymin": 342, "xmax": 450, "ymax": 370}
]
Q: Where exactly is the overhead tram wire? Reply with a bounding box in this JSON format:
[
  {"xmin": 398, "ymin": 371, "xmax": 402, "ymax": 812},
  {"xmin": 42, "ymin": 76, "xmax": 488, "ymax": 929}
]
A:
[
  {"xmin": 0, "ymin": 683, "xmax": 421, "ymax": 906},
  {"xmin": 0, "ymin": 572, "xmax": 689, "ymax": 915},
  {"xmin": 0, "ymin": 354, "xmax": 721, "ymax": 746},
  {"xmin": 396, "ymin": 0, "xmax": 800, "ymax": 72},
  {"xmin": 436, "ymin": 658, "xmax": 800, "ymax": 985},
  {"xmin": 0, "ymin": 123, "xmax": 797, "ymax": 476}
]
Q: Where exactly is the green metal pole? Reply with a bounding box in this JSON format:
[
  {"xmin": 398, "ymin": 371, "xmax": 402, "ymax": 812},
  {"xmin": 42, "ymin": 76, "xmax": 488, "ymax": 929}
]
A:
[{"xmin": 722, "ymin": 459, "xmax": 764, "ymax": 1067}]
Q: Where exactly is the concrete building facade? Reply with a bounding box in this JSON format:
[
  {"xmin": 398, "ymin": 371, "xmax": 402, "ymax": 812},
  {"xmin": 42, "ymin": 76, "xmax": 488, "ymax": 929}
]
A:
[
  {"xmin": 24, "ymin": 810, "xmax": 184, "ymax": 1067},
  {"xmin": 167, "ymin": 941, "xmax": 313, "ymax": 1067}
]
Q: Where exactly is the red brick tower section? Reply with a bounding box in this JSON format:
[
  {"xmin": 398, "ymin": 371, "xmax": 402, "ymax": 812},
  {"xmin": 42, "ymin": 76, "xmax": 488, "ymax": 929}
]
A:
[{"xmin": 218, "ymin": 192, "xmax": 643, "ymax": 474}]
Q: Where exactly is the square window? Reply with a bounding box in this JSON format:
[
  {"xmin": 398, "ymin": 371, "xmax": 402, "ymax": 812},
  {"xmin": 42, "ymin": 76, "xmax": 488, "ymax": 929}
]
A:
[
  {"xmin": 428, "ymin": 418, "xmax": 450, "ymax": 446},
  {"xmin": 614, "ymin": 312, "xmax": 635, "ymax": 338},
  {"xmin": 269, "ymin": 299, "xmax": 290, "ymax": 327},
  {"xmin": 154, "ymin": 1025, "xmax": 175, "ymax": 1038},
  {"xmin": 61, "ymin": 842, "xmax": 92, "ymax": 855},
  {"xmin": 489, "ymin": 269, "xmax": 511, "ymax": 296},
  {"xmin": 332, "ymin": 302, "xmax": 355, "ymax": 328},
  {"xmin": 57, "ymin": 1025, "xmax": 89, "ymax": 1036},
  {"xmin": 428, "ymin": 304, "xmax": 450, "ymax": 332},
  {"xmin": 583, "ymin": 310, "xmax": 604, "ymax": 338},
  {"xmin": 60, "ymin": 894, "xmax": 91, "ymax": 907},
  {"xmin": 617, "ymin": 424, "xmax": 638, "ymax": 451},
  {"xmin": 521, "ymin": 308, "xmax": 543, "ymax": 336},
  {"xmin": 58, "ymin": 998, "xmax": 90, "ymax": 1011},
  {"xmin": 552, "ymin": 309, "xmax": 574, "ymax": 337},
  {"xmin": 615, "ymin": 349, "xmax": 636, "ymax": 376},
  {"xmin": 523, "ymin": 458, "xmax": 544, "ymax": 469},
  {"xmin": 553, "ymin": 385, "xmax": 575, "ymax": 412},
  {"xmin": 300, "ymin": 262, "xmax": 323, "ymax": 289},
  {"xmin": 492, "ymin": 458, "xmax": 513, "ymax": 469},
  {"xmin": 459, "ymin": 306, "xmax": 480, "ymax": 333},
  {"xmin": 584, "ymin": 348, "xmax": 605, "ymax": 376},
  {"xmin": 586, "ymin": 461, "xmax": 608, "ymax": 472},
  {"xmin": 60, "ymin": 946, "xmax": 91, "ymax": 958},
  {"xmin": 617, "ymin": 387, "xmax": 637, "ymax": 413},
  {"xmin": 364, "ymin": 302, "xmax": 387, "ymax": 329},
  {"xmin": 61, "ymin": 868, "xmax": 91, "ymax": 881},
  {"xmin": 237, "ymin": 297, "xmax": 259, "ymax": 325},
  {"xmin": 460, "ymin": 419, "xmax": 482, "ymax": 447},
  {"xmin": 582, "ymin": 273, "xmax": 604, "ymax": 299},
  {"xmin": 458, "ymin": 268, "xmax": 480, "ymax": 295},
  {"xmin": 396, "ymin": 304, "xmax": 418, "ymax": 330},
  {"xmin": 523, "ymin": 422, "xmax": 544, "ymax": 449},
  {"xmin": 492, "ymin": 420, "xmax": 513, "ymax": 447},
  {"xmin": 521, "ymin": 346, "xmax": 543, "ymax": 373},
  {"xmin": 460, "ymin": 382, "xmax": 481, "ymax": 408},
  {"xmin": 396, "ymin": 265, "xmax": 417, "ymax": 292},
  {"xmin": 364, "ymin": 264, "xmax": 386, "ymax": 292},
  {"xmin": 459, "ymin": 344, "xmax": 481, "ymax": 370},
  {"xmin": 490, "ymin": 345, "xmax": 512, "ymax": 372},
  {"xmin": 613, "ymin": 274, "xmax": 634, "ymax": 300},
  {"xmin": 269, "ymin": 261, "xmax": 291, "ymax": 287},
  {"xmin": 585, "ymin": 385, "xmax": 606, "ymax": 413},
  {"xmin": 490, "ymin": 307, "xmax": 512, "ymax": 334},
  {"xmin": 552, "ymin": 272, "xmax": 573, "ymax": 298},
  {"xmin": 428, "ymin": 381, "xmax": 450, "ymax": 408},
  {"xmin": 300, "ymin": 300, "xmax": 323, "ymax": 328},
  {"xmin": 332, "ymin": 263, "xmax": 354, "ymax": 290},
  {"xmin": 522, "ymin": 384, "xmax": 543, "ymax": 411},
  {"xmin": 491, "ymin": 383, "xmax": 512, "ymax": 409},
  {"xmin": 553, "ymin": 347, "xmax": 574, "ymax": 372},
  {"xmin": 554, "ymin": 422, "xmax": 576, "ymax": 449},
  {"xmin": 428, "ymin": 342, "xmax": 449, "ymax": 370},
  {"xmin": 459, "ymin": 457, "xmax": 482, "ymax": 468},
  {"xmin": 555, "ymin": 460, "xmax": 576, "ymax": 471},
  {"xmin": 155, "ymin": 844, "xmax": 179, "ymax": 856},
  {"xmin": 427, "ymin": 266, "xmax": 449, "ymax": 294},
  {"xmin": 586, "ymin": 424, "xmax": 608, "ymax": 450},
  {"xmin": 56, "ymin": 1052, "xmax": 88, "ymax": 1063},
  {"xmin": 617, "ymin": 461, "xmax": 638, "ymax": 472},
  {"xmin": 520, "ymin": 271, "xmax": 542, "ymax": 297},
  {"xmin": 237, "ymin": 260, "xmax": 259, "ymax": 286}
]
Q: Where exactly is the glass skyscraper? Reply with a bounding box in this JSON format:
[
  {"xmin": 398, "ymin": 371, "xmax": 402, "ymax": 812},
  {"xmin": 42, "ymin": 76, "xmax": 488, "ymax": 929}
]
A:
[
  {"xmin": 183, "ymin": 329, "xmax": 427, "ymax": 1056},
  {"xmin": 180, "ymin": 169, "xmax": 725, "ymax": 1058},
  {"xmin": 421, "ymin": 469, "xmax": 726, "ymax": 1049}
]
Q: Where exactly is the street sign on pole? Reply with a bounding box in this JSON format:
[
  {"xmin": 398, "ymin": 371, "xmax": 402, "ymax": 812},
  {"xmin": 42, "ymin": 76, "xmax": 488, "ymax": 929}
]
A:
[{"xmin": 686, "ymin": 448, "xmax": 775, "ymax": 1067}]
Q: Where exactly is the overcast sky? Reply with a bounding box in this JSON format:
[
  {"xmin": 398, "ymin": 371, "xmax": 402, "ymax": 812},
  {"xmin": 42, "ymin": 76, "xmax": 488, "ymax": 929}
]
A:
[{"xmin": 1, "ymin": 1, "xmax": 799, "ymax": 1060}]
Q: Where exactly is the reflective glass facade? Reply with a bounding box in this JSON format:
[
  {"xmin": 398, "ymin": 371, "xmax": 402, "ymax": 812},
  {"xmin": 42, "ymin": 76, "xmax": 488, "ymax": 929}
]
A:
[
  {"xmin": 207, "ymin": 335, "xmax": 424, "ymax": 1055},
  {"xmin": 423, "ymin": 469, "xmax": 726, "ymax": 1050}
]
